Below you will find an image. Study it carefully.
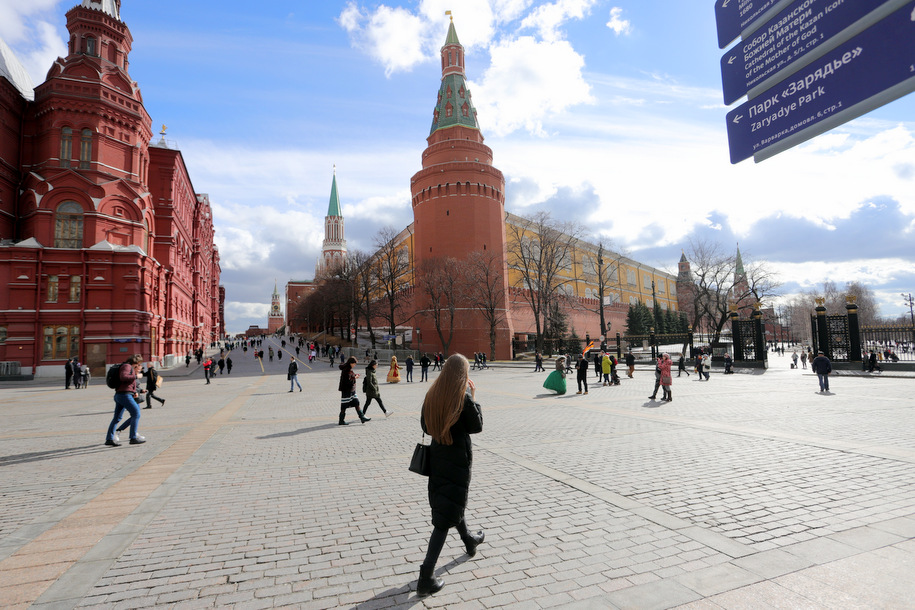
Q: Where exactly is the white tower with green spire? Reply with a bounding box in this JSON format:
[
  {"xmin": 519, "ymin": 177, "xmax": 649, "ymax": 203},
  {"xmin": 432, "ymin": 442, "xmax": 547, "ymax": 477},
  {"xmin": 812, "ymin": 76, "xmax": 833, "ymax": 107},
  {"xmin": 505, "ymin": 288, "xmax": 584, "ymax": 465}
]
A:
[{"xmin": 316, "ymin": 168, "xmax": 347, "ymax": 276}]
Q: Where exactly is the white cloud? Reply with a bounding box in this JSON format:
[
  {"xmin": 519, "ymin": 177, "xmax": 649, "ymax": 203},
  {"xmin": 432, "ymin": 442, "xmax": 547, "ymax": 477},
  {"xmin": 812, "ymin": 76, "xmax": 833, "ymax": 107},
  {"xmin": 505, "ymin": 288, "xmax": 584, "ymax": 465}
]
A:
[
  {"xmin": 606, "ymin": 7, "xmax": 632, "ymax": 36},
  {"xmin": 520, "ymin": 0, "xmax": 599, "ymax": 41},
  {"xmin": 473, "ymin": 36, "xmax": 593, "ymax": 136},
  {"xmin": 0, "ymin": 0, "xmax": 67, "ymax": 86}
]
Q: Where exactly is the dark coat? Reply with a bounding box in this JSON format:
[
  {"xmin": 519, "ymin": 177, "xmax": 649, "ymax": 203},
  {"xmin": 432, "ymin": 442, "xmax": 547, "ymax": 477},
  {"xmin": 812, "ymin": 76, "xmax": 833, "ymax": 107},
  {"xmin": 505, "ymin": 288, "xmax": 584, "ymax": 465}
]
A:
[
  {"xmin": 338, "ymin": 363, "xmax": 356, "ymax": 396},
  {"xmin": 421, "ymin": 392, "xmax": 483, "ymax": 529},
  {"xmin": 363, "ymin": 367, "xmax": 380, "ymax": 399}
]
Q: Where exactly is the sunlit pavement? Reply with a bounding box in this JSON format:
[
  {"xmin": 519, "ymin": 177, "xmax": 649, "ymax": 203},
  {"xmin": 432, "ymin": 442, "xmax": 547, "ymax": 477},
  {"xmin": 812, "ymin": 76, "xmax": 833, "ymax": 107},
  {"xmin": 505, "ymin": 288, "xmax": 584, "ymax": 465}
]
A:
[{"xmin": 2, "ymin": 341, "xmax": 914, "ymax": 609}]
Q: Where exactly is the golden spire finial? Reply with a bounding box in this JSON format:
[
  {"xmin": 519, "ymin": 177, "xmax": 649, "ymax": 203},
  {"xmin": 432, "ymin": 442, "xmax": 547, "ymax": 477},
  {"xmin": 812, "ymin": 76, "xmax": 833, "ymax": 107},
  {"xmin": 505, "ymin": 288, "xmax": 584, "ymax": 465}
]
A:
[
  {"xmin": 446, "ymin": 10, "xmax": 452, "ymax": 21},
  {"xmin": 160, "ymin": 124, "xmax": 167, "ymax": 136}
]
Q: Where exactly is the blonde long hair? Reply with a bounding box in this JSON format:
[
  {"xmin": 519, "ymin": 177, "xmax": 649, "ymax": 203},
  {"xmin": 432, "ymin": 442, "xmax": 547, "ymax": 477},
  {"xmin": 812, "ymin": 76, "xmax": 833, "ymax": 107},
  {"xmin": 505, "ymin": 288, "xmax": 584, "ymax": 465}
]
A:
[{"xmin": 422, "ymin": 354, "xmax": 470, "ymax": 445}]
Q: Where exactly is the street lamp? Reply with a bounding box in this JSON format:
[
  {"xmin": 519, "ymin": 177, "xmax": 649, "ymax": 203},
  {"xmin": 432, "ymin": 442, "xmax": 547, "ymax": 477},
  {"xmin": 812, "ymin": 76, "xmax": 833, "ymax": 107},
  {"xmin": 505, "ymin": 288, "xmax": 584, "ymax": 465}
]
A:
[{"xmin": 903, "ymin": 293, "xmax": 915, "ymax": 345}]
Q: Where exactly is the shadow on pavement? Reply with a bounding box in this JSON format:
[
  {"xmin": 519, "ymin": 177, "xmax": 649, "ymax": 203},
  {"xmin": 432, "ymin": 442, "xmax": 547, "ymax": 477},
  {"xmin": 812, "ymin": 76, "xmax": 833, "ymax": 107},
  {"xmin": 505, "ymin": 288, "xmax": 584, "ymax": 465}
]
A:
[
  {"xmin": 256, "ymin": 424, "xmax": 339, "ymax": 439},
  {"xmin": 352, "ymin": 554, "xmax": 471, "ymax": 609},
  {"xmin": 0, "ymin": 444, "xmax": 105, "ymax": 466}
]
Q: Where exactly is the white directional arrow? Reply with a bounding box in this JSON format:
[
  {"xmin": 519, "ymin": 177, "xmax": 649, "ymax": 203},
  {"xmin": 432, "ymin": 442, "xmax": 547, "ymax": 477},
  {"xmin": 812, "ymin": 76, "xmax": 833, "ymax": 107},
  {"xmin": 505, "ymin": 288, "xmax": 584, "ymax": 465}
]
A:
[
  {"xmin": 722, "ymin": 0, "xmax": 731, "ymax": 7},
  {"xmin": 728, "ymin": 55, "xmax": 736, "ymax": 65},
  {"xmin": 732, "ymin": 114, "xmax": 743, "ymax": 124}
]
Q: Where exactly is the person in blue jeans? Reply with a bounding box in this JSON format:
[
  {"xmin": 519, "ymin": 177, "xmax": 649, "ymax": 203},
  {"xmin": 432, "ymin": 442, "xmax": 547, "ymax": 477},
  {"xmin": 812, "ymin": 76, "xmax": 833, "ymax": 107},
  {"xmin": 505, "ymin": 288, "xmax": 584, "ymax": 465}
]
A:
[{"xmin": 106, "ymin": 354, "xmax": 146, "ymax": 446}]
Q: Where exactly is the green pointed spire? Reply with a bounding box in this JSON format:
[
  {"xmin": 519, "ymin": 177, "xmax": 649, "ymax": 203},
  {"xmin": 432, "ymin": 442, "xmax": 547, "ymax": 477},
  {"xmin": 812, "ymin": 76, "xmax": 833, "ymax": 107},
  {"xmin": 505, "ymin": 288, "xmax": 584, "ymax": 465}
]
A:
[
  {"xmin": 735, "ymin": 244, "xmax": 745, "ymax": 276},
  {"xmin": 445, "ymin": 18, "xmax": 460, "ymax": 45},
  {"xmin": 327, "ymin": 170, "xmax": 342, "ymax": 217}
]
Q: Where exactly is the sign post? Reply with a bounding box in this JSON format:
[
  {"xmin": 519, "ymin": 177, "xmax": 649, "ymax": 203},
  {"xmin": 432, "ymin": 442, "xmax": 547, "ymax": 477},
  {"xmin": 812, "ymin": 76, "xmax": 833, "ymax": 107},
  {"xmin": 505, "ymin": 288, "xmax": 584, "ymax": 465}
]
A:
[{"xmin": 721, "ymin": 1, "xmax": 915, "ymax": 163}]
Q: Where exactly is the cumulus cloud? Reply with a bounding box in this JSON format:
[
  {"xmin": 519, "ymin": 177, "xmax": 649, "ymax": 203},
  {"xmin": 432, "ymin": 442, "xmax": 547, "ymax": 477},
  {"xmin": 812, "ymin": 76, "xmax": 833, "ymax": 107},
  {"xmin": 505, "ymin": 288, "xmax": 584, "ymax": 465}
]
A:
[
  {"xmin": 606, "ymin": 7, "xmax": 632, "ymax": 36},
  {"xmin": 0, "ymin": 0, "xmax": 67, "ymax": 86},
  {"xmin": 473, "ymin": 36, "xmax": 593, "ymax": 136},
  {"xmin": 520, "ymin": 0, "xmax": 599, "ymax": 41}
]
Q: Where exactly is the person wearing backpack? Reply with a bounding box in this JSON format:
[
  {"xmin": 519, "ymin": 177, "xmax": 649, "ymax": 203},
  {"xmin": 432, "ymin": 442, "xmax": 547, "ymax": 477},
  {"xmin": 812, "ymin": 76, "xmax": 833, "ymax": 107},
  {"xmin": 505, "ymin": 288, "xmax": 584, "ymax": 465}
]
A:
[{"xmin": 105, "ymin": 354, "xmax": 146, "ymax": 446}]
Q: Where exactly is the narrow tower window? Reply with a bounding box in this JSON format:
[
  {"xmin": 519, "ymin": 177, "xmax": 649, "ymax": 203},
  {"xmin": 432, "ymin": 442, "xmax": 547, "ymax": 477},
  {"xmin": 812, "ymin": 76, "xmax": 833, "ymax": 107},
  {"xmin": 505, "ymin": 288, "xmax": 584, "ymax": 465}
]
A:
[
  {"xmin": 79, "ymin": 129, "xmax": 92, "ymax": 169},
  {"xmin": 60, "ymin": 127, "xmax": 72, "ymax": 168},
  {"xmin": 85, "ymin": 36, "xmax": 97, "ymax": 56}
]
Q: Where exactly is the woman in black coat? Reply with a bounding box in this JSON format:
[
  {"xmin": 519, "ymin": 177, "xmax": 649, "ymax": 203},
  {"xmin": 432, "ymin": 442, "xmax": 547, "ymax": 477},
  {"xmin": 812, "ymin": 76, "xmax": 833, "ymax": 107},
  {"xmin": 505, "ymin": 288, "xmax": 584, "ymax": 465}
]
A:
[
  {"xmin": 416, "ymin": 353, "xmax": 484, "ymax": 597},
  {"xmin": 338, "ymin": 357, "xmax": 369, "ymax": 425}
]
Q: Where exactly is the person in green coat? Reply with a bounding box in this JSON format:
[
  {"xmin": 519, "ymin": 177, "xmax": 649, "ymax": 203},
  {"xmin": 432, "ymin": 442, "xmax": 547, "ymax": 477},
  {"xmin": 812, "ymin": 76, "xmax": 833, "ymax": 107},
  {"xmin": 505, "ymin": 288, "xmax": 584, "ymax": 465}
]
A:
[
  {"xmin": 362, "ymin": 360, "xmax": 391, "ymax": 417},
  {"xmin": 542, "ymin": 357, "xmax": 567, "ymax": 394}
]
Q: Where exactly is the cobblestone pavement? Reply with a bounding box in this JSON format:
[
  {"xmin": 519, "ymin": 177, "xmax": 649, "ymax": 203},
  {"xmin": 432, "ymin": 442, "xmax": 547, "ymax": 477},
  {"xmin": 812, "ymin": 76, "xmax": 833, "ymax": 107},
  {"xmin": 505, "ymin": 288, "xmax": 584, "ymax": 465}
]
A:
[{"xmin": 1, "ymin": 343, "xmax": 914, "ymax": 609}]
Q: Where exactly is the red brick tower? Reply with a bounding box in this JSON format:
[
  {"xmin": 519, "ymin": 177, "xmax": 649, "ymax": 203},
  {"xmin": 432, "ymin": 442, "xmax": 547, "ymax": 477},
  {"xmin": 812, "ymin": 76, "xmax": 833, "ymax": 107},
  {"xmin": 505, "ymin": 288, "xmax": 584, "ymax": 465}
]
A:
[{"xmin": 410, "ymin": 17, "xmax": 512, "ymax": 359}]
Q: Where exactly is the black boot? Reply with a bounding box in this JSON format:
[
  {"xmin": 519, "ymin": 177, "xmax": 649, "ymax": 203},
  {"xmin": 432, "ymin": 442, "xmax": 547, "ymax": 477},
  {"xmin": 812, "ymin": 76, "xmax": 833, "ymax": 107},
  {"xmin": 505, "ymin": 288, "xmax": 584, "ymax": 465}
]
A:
[
  {"xmin": 462, "ymin": 530, "xmax": 485, "ymax": 557},
  {"xmin": 416, "ymin": 565, "xmax": 443, "ymax": 597},
  {"xmin": 358, "ymin": 407, "xmax": 370, "ymax": 423},
  {"xmin": 338, "ymin": 412, "xmax": 348, "ymax": 425}
]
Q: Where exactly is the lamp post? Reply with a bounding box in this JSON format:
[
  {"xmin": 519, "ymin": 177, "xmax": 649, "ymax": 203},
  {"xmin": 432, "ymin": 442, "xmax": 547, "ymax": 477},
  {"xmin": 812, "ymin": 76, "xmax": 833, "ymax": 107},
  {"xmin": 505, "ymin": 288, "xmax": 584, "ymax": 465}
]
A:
[{"xmin": 904, "ymin": 293, "xmax": 915, "ymax": 345}]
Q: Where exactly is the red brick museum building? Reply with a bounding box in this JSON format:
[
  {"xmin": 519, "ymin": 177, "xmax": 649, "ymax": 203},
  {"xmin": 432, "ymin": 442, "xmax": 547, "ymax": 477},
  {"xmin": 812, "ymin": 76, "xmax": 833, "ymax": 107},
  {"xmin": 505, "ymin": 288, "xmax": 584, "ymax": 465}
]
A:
[{"xmin": 0, "ymin": 0, "xmax": 222, "ymax": 377}]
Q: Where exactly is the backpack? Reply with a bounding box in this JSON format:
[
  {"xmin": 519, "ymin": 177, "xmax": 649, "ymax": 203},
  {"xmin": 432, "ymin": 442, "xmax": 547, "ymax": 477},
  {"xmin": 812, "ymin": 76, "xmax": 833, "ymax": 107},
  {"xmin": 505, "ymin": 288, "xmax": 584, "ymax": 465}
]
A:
[{"xmin": 106, "ymin": 363, "xmax": 123, "ymax": 389}]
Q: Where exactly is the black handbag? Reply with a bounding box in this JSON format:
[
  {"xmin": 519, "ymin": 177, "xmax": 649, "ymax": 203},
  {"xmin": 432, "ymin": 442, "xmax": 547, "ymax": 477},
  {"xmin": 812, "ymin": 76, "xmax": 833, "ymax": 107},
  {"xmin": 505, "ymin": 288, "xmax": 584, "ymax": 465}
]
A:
[{"xmin": 409, "ymin": 434, "xmax": 430, "ymax": 476}]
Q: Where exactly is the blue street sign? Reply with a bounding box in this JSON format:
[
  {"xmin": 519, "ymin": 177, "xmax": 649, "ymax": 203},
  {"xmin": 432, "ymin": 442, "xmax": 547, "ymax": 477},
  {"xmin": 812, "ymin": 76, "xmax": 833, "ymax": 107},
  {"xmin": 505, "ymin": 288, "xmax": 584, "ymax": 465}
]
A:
[
  {"xmin": 715, "ymin": 0, "xmax": 793, "ymax": 48},
  {"xmin": 722, "ymin": 0, "xmax": 908, "ymax": 105},
  {"xmin": 726, "ymin": 1, "xmax": 915, "ymax": 163}
]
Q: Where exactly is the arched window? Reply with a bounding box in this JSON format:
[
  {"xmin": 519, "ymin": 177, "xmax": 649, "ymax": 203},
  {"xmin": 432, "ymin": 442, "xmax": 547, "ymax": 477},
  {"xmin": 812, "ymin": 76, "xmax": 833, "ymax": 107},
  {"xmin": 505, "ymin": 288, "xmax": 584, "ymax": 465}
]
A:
[
  {"xmin": 55, "ymin": 202, "xmax": 84, "ymax": 248},
  {"xmin": 79, "ymin": 129, "xmax": 92, "ymax": 169},
  {"xmin": 60, "ymin": 127, "xmax": 72, "ymax": 168},
  {"xmin": 85, "ymin": 36, "xmax": 97, "ymax": 56}
]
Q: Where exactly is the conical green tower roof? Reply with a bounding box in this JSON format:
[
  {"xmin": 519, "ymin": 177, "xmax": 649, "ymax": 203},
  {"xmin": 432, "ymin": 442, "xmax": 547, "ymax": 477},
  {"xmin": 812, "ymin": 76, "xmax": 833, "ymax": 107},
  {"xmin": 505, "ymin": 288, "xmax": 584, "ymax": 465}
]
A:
[
  {"xmin": 327, "ymin": 172, "xmax": 342, "ymax": 217},
  {"xmin": 429, "ymin": 20, "xmax": 479, "ymax": 134}
]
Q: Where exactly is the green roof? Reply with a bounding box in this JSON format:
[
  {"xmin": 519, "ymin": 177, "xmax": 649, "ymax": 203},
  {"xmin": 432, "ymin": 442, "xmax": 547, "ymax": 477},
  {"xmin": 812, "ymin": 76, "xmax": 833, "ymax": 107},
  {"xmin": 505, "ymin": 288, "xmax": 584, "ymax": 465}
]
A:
[
  {"xmin": 445, "ymin": 20, "xmax": 460, "ymax": 46},
  {"xmin": 327, "ymin": 173, "xmax": 342, "ymax": 217},
  {"xmin": 429, "ymin": 73, "xmax": 479, "ymax": 134}
]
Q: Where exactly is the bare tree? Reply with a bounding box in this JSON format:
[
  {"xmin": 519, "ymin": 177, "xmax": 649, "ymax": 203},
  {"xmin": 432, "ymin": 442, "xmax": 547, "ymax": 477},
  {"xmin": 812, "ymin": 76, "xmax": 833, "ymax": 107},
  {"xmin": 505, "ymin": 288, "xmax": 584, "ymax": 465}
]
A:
[
  {"xmin": 372, "ymin": 226, "xmax": 412, "ymax": 335},
  {"xmin": 506, "ymin": 211, "xmax": 584, "ymax": 352},
  {"xmin": 463, "ymin": 250, "xmax": 508, "ymax": 360},
  {"xmin": 580, "ymin": 240, "xmax": 620, "ymax": 336},
  {"xmin": 683, "ymin": 239, "xmax": 781, "ymax": 344},
  {"xmin": 347, "ymin": 250, "xmax": 378, "ymax": 348},
  {"xmin": 416, "ymin": 257, "xmax": 462, "ymax": 354}
]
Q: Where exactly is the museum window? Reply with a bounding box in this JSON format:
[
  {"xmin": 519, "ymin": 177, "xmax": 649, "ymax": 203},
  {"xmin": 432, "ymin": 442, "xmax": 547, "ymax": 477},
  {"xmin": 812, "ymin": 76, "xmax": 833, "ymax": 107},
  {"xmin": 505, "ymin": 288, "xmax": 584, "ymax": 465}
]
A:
[
  {"xmin": 46, "ymin": 275, "xmax": 59, "ymax": 302},
  {"xmin": 60, "ymin": 127, "xmax": 72, "ymax": 167},
  {"xmin": 55, "ymin": 202, "xmax": 84, "ymax": 248},
  {"xmin": 43, "ymin": 325, "xmax": 80, "ymax": 360},
  {"xmin": 0, "ymin": 326, "xmax": 6, "ymax": 344},
  {"xmin": 79, "ymin": 129, "xmax": 92, "ymax": 169},
  {"xmin": 69, "ymin": 276, "xmax": 82, "ymax": 302}
]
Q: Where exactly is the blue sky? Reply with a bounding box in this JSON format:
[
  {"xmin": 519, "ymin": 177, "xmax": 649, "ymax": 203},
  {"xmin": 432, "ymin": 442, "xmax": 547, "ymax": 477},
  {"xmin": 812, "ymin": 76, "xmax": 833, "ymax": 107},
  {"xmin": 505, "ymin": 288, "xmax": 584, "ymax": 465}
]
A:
[{"xmin": 4, "ymin": 0, "xmax": 914, "ymax": 333}]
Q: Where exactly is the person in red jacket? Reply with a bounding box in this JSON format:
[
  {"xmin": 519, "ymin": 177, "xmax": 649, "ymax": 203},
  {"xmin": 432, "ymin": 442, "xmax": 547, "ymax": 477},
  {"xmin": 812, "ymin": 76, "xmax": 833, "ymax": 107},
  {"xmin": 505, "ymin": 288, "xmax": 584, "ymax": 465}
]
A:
[{"xmin": 203, "ymin": 357, "xmax": 213, "ymax": 384}]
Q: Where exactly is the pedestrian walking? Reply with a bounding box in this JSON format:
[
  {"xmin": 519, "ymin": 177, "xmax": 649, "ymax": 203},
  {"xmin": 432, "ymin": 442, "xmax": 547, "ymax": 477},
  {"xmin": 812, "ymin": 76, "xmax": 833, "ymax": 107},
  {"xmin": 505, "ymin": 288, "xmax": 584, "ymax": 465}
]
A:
[
  {"xmin": 226, "ymin": 356, "xmax": 233, "ymax": 374},
  {"xmin": 105, "ymin": 354, "xmax": 146, "ymax": 446},
  {"xmin": 387, "ymin": 355, "xmax": 402, "ymax": 383},
  {"xmin": 575, "ymin": 354, "xmax": 589, "ymax": 394},
  {"xmin": 812, "ymin": 350, "xmax": 832, "ymax": 393},
  {"xmin": 593, "ymin": 352, "xmax": 602, "ymax": 381},
  {"xmin": 362, "ymin": 360, "xmax": 391, "ymax": 417},
  {"xmin": 338, "ymin": 356, "xmax": 369, "ymax": 425},
  {"xmin": 542, "ymin": 357, "xmax": 567, "ymax": 395},
  {"xmin": 144, "ymin": 365, "xmax": 166, "ymax": 408},
  {"xmin": 701, "ymin": 352, "xmax": 711, "ymax": 380},
  {"xmin": 217, "ymin": 357, "xmax": 225, "ymax": 374},
  {"xmin": 724, "ymin": 353, "xmax": 733, "ymax": 374},
  {"xmin": 185, "ymin": 353, "xmax": 191, "ymax": 367},
  {"xmin": 534, "ymin": 351, "xmax": 544, "ymax": 372},
  {"xmin": 659, "ymin": 353, "xmax": 673, "ymax": 402},
  {"xmin": 80, "ymin": 362, "xmax": 91, "ymax": 387},
  {"xmin": 677, "ymin": 353, "xmax": 690, "ymax": 377},
  {"xmin": 625, "ymin": 351, "xmax": 635, "ymax": 378},
  {"xmin": 203, "ymin": 358, "xmax": 212, "ymax": 384},
  {"xmin": 800, "ymin": 350, "xmax": 808, "ymax": 369},
  {"xmin": 420, "ymin": 353, "xmax": 431, "ymax": 382},
  {"xmin": 288, "ymin": 359, "xmax": 302, "ymax": 392},
  {"xmin": 415, "ymin": 354, "xmax": 484, "ymax": 597}
]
